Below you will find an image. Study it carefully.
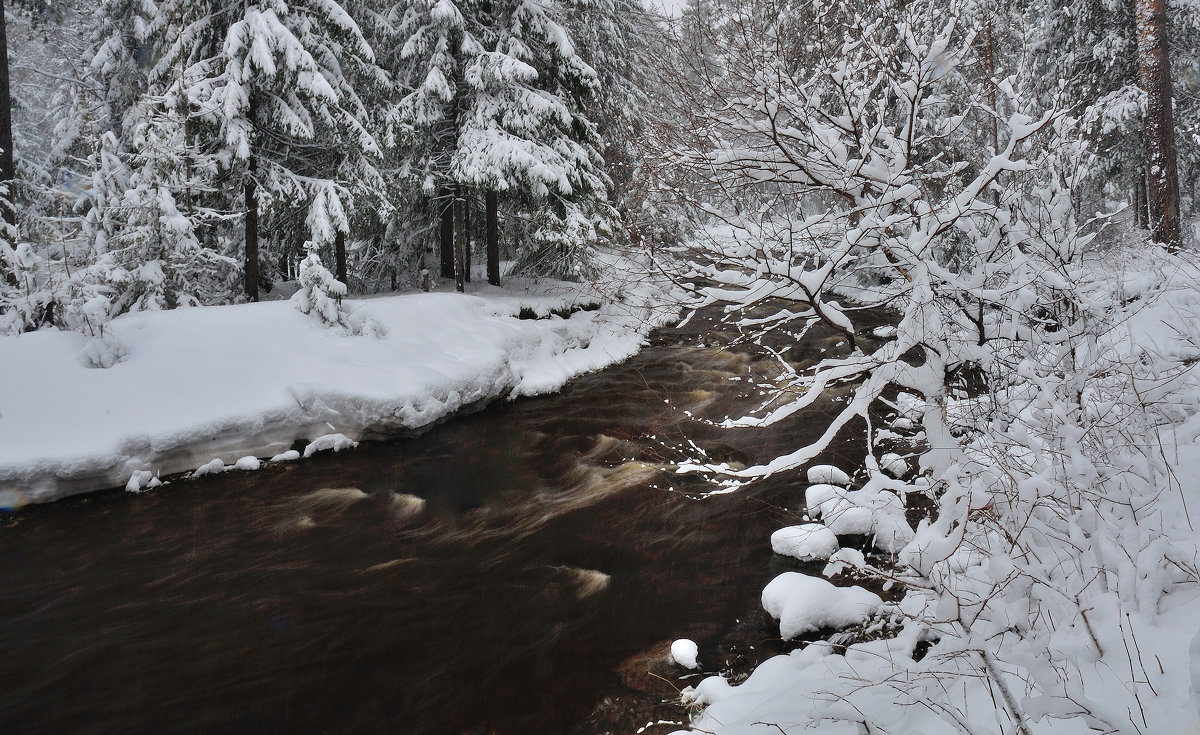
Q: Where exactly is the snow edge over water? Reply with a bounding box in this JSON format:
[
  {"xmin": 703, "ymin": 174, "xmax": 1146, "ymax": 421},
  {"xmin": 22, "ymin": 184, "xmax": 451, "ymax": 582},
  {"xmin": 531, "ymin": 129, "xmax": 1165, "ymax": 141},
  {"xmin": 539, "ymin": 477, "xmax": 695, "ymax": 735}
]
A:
[{"xmin": 0, "ymin": 264, "xmax": 679, "ymax": 506}]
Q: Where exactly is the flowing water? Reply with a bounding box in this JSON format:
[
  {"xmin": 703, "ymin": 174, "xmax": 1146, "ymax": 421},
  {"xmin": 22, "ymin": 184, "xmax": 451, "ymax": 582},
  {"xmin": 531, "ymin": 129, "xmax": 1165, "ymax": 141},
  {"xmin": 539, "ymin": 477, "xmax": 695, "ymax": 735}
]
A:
[{"xmin": 1, "ymin": 306, "xmax": 890, "ymax": 735}]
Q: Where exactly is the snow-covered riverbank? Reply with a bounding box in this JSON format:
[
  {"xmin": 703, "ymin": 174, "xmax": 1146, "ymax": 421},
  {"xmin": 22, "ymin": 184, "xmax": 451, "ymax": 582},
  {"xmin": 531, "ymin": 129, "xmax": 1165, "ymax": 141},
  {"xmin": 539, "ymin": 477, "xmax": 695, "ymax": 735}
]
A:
[
  {"xmin": 0, "ymin": 265, "xmax": 678, "ymax": 507},
  {"xmin": 670, "ymin": 246, "xmax": 1200, "ymax": 735}
]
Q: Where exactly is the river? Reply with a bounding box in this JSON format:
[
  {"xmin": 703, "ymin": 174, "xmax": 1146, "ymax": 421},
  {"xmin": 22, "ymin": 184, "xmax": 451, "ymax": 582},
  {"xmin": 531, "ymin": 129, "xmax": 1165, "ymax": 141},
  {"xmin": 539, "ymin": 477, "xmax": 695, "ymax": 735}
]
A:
[{"xmin": 1, "ymin": 305, "xmax": 889, "ymax": 735}]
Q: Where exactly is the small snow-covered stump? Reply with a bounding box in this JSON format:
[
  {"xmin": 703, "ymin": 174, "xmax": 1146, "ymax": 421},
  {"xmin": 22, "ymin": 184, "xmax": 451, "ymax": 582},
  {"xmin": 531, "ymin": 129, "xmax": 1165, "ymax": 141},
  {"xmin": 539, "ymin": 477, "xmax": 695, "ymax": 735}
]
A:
[
  {"xmin": 761, "ymin": 572, "xmax": 883, "ymax": 639},
  {"xmin": 670, "ymin": 639, "xmax": 700, "ymax": 669},
  {"xmin": 771, "ymin": 524, "xmax": 839, "ymax": 561}
]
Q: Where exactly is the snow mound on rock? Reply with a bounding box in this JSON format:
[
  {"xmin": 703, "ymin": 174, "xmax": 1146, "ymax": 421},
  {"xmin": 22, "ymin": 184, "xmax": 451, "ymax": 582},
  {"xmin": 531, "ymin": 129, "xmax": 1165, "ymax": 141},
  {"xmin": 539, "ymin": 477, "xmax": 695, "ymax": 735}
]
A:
[
  {"xmin": 806, "ymin": 464, "xmax": 850, "ymax": 485},
  {"xmin": 761, "ymin": 572, "xmax": 883, "ymax": 639},
  {"xmin": 303, "ymin": 433, "xmax": 358, "ymax": 457},
  {"xmin": 670, "ymin": 639, "xmax": 700, "ymax": 669},
  {"xmin": 880, "ymin": 452, "xmax": 908, "ymax": 477},
  {"xmin": 806, "ymin": 484, "xmax": 914, "ymax": 553},
  {"xmin": 770, "ymin": 524, "xmax": 839, "ymax": 561}
]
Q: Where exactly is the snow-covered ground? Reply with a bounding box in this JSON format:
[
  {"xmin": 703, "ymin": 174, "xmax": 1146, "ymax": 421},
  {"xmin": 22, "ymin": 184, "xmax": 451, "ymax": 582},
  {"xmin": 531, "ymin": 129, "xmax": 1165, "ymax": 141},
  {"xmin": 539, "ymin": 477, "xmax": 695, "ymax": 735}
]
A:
[
  {"xmin": 671, "ymin": 246, "xmax": 1200, "ymax": 735},
  {"xmin": 0, "ymin": 259, "xmax": 679, "ymax": 507}
]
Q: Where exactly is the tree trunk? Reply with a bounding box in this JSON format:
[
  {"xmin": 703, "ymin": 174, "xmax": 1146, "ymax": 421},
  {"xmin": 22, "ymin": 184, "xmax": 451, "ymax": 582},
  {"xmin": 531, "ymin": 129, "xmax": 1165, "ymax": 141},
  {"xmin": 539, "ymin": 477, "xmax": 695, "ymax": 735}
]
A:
[
  {"xmin": 0, "ymin": 0, "xmax": 14, "ymax": 230},
  {"xmin": 439, "ymin": 189, "xmax": 454, "ymax": 279},
  {"xmin": 486, "ymin": 190, "xmax": 500, "ymax": 286},
  {"xmin": 463, "ymin": 189, "xmax": 472, "ymax": 283},
  {"xmin": 244, "ymin": 93, "xmax": 259, "ymax": 302},
  {"xmin": 335, "ymin": 230, "xmax": 347, "ymax": 286},
  {"xmin": 984, "ymin": 16, "xmax": 1001, "ymax": 206},
  {"xmin": 1135, "ymin": 174, "xmax": 1148, "ymax": 229},
  {"xmin": 453, "ymin": 186, "xmax": 466, "ymax": 293},
  {"xmin": 1135, "ymin": 0, "xmax": 1182, "ymax": 249},
  {"xmin": 244, "ymin": 160, "xmax": 259, "ymax": 302}
]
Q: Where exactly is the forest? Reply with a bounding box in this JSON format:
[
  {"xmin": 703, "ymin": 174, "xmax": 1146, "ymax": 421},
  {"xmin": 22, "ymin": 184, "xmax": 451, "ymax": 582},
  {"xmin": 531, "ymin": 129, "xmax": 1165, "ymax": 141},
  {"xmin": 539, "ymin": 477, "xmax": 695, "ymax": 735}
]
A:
[{"xmin": 3, "ymin": 0, "xmax": 1200, "ymax": 733}]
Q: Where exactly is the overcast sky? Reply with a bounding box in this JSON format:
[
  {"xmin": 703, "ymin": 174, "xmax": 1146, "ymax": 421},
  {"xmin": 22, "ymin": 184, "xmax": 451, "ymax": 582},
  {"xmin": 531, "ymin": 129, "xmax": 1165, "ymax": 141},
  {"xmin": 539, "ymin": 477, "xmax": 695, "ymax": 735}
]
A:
[{"xmin": 647, "ymin": 0, "xmax": 688, "ymax": 17}]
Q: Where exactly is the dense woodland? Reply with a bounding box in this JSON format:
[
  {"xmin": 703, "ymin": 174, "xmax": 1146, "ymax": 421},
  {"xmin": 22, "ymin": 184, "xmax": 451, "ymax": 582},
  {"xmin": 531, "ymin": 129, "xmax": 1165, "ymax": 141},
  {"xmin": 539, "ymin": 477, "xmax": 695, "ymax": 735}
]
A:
[
  {"xmin": 0, "ymin": 0, "xmax": 1195, "ymax": 338},
  {"xmin": 3, "ymin": 1, "xmax": 1200, "ymax": 732},
  {"xmin": 0, "ymin": 0, "xmax": 666, "ymax": 336}
]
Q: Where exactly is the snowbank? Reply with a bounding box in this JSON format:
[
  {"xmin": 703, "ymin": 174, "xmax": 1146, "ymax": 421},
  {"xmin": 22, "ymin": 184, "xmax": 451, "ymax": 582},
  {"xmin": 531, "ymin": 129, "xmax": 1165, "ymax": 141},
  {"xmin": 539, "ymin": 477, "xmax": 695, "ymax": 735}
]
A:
[
  {"xmin": 672, "ymin": 246, "xmax": 1200, "ymax": 734},
  {"xmin": 0, "ymin": 265, "xmax": 678, "ymax": 506}
]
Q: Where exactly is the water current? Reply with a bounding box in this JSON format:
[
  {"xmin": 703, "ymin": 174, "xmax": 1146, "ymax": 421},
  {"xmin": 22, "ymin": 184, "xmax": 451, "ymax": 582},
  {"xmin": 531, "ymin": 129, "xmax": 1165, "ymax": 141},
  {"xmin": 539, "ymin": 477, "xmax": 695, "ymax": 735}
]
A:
[{"xmin": 1, "ymin": 305, "xmax": 891, "ymax": 735}]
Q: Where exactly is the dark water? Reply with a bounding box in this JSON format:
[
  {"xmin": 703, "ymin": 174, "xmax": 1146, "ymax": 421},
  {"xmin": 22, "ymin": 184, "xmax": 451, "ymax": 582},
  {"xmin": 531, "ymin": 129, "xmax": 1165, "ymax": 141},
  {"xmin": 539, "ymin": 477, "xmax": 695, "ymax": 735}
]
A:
[{"xmin": 1, "ymin": 308, "xmax": 884, "ymax": 735}]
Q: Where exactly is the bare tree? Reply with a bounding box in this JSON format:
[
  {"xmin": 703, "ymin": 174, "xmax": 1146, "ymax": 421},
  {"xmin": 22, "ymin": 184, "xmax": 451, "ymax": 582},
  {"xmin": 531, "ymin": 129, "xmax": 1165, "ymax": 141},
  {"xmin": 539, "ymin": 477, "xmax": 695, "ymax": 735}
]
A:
[{"xmin": 656, "ymin": 2, "xmax": 1188, "ymax": 732}]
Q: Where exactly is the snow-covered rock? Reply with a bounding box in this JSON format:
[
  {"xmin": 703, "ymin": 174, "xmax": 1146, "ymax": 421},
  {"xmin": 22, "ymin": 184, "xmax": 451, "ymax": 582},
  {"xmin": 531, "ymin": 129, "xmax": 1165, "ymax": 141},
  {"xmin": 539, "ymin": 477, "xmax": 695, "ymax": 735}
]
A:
[
  {"xmin": 233, "ymin": 456, "xmax": 261, "ymax": 471},
  {"xmin": 771, "ymin": 524, "xmax": 839, "ymax": 561},
  {"xmin": 303, "ymin": 433, "xmax": 357, "ymax": 457},
  {"xmin": 670, "ymin": 639, "xmax": 700, "ymax": 669},
  {"xmin": 761, "ymin": 572, "xmax": 883, "ymax": 639},
  {"xmin": 880, "ymin": 452, "xmax": 908, "ymax": 477},
  {"xmin": 193, "ymin": 458, "xmax": 226, "ymax": 476},
  {"xmin": 822, "ymin": 503, "xmax": 876, "ymax": 536},
  {"xmin": 808, "ymin": 485, "xmax": 914, "ymax": 551},
  {"xmin": 806, "ymin": 464, "xmax": 850, "ymax": 485},
  {"xmin": 804, "ymin": 483, "xmax": 848, "ymax": 518}
]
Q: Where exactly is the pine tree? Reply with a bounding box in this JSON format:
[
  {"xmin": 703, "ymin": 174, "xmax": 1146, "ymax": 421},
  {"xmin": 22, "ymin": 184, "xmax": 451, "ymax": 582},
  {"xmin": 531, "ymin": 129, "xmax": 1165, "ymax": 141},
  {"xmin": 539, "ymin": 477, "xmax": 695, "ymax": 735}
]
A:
[
  {"xmin": 153, "ymin": 0, "xmax": 389, "ymax": 302},
  {"xmin": 388, "ymin": 0, "xmax": 610, "ymax": 286}
]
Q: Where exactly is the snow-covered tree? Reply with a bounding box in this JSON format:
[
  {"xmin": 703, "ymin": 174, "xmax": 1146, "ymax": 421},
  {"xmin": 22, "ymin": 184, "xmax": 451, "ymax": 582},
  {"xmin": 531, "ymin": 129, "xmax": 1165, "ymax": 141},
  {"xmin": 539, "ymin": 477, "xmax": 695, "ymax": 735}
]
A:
[
  {"xmin": 660, "ymin": 1, "xmax": 1194, "ymax": 731},
  {"xmin": 292, "ymin": 243, "xmax": 349, "ymax": 328},
  {"xmin": 387, "ymin": 0, "xmax": 610, "ymax": 285},
  {"xmin": 145, "ymin": 0, "xmax": 390, "ymax": 303}
]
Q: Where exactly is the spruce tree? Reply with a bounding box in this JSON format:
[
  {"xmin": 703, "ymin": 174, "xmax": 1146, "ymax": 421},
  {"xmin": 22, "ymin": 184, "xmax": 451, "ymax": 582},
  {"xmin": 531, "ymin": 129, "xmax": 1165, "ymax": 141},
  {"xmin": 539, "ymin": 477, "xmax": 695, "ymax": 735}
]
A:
[
  {"xmin": 157, "ymin": 0, "xmax": 390, "ymax": 302},
  {"xmin": 388, "ymin": 0, "xmax": 610, "ymax": 285}
]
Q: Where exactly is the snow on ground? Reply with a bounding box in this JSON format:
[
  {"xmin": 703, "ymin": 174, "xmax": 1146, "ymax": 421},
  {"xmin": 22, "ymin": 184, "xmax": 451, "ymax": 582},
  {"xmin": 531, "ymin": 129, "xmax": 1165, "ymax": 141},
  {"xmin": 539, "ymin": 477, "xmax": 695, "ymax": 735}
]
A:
[
  {"xmin": 0, "ymin": 256, "xmax": 679, "ymax": 506},
  {"xmin": 672, "ymin": 245, "xmax": 1200, "ymax": 734}
]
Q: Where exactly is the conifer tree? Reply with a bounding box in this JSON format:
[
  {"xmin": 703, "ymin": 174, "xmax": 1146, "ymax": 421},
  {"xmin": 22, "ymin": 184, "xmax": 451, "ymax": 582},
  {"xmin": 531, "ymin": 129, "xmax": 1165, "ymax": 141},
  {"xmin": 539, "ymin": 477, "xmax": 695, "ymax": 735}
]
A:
[
  {"xmin": 157, "ymin": 0, "xmax": 389, "ymax": 302},
  {"xmin": 389, "ymin": 0, "xmax": 609, "ymax": 285}
]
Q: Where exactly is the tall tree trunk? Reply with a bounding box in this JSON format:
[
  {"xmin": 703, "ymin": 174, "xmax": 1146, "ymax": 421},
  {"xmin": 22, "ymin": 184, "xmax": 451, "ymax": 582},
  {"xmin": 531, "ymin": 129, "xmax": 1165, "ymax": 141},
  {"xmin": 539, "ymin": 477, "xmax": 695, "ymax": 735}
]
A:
[
  {"xmin": 439, "ymin": 189, "xmax": 454, "ymax": 279},
  {"xmin": 453, "ymin": 186, "xmax": 466, "ymax": 293},
  {"xmin": 486, "ymin": 190, "xmax": 500, "ymax": 287},
  {"xmin": 1135, "ymin": 0, "xmax": 1182, "ymax": 249},
  {"xmin": 335, "ymin": 230, "xmax": 347, "ymax": 286},
  {"xmin": 244, "ymin": 94, "xmax": 259, "ymax": 302},
  {"xmin": 0, "ymin": 0, "xmax": 14, "ymax": 231},
  {"xmin": 463, "ymin": 189, "xmax": 472, "ymax": 283},
  {"xmin": 244, "ymin": 159, "xmax": 259, "ymax": 302},
  {"xmin": 1135, "ymin": 174, "xmax": 1148, "ymax": 229},
  {"xmin": 983, "ymin": 16, "xmax": 1001, "ymax": 206}
]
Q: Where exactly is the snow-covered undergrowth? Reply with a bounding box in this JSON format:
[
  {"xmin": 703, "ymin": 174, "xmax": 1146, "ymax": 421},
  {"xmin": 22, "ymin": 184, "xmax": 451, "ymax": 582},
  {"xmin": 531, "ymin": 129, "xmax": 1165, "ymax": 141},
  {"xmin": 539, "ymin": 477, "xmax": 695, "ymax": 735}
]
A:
[
  {"xmin": 672, "ymin": 249, "xmax": 1200, "ymax": 734},
  {"xmin": 0, "ymin": 256, "xmax": 678, "ymax": 506}
]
